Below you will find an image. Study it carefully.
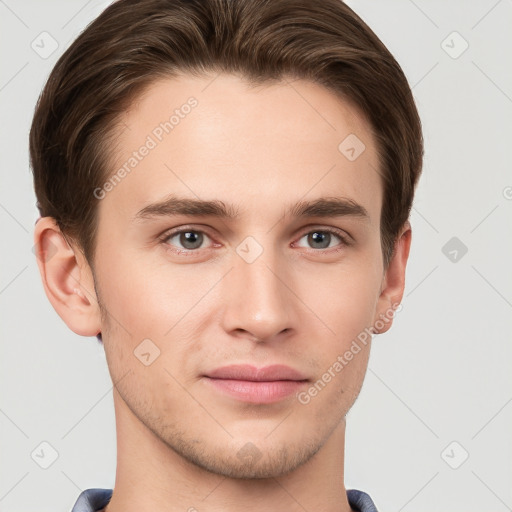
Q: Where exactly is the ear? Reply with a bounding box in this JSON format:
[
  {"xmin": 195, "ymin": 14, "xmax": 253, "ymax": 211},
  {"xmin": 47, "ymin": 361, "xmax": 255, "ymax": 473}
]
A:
[
  {"xmin": 373, "ymin": 220, "xmax": 412, "ymax": 334},
  {"xmin": 33, "ymin": 217, "xmax": 102, "ymax": 337}
]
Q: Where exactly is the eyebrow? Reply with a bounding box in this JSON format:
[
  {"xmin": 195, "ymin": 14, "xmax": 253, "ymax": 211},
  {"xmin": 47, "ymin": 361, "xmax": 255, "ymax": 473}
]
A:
[{"xmin": 132, "ymin": 194, "xmax": 370, "ymax": 223}]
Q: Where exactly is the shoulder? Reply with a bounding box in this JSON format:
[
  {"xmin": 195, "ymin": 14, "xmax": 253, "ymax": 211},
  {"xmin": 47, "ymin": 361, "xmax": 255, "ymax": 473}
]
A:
[
  {"xmin": 347, "ymin": 488, "xmax": 379, "ymax": 512},
  {"xmin": 70, "ymin": 488, "xmax": 113, "ymax": 512}
]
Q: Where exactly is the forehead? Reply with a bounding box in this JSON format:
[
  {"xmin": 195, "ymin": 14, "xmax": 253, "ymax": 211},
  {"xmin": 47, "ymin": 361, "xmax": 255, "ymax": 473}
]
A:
[{"xmin": 99, "ymin": 73, "xmax": 382, "ymax": 227}]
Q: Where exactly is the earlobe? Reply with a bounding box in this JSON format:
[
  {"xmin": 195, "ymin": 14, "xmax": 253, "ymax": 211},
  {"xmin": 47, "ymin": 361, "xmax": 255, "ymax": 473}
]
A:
[
  {"xmin": 373, "ymin": 220, "xmax": 412, "ymax": 334},
  {"xmin": 33, "ymin": 217, "xmax": 102, "ymax": 338}
]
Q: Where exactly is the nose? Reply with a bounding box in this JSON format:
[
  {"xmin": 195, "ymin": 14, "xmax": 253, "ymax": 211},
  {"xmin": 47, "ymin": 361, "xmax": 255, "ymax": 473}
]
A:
[{"xmin": 220, "ymin": 244, "xmax": 295, "ymax": 343}]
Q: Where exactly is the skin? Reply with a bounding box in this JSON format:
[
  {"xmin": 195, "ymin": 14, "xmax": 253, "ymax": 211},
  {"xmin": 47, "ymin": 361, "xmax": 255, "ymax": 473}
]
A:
[{"xmin": 34, "ymin": 73, "xmax": 411, "ymax": 512}]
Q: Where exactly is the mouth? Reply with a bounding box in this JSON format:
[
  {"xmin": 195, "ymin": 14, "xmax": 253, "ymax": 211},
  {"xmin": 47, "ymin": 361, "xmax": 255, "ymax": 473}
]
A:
[{"xmin": 202, "ymin": 364, "xmax": 309, "ymax": 404}]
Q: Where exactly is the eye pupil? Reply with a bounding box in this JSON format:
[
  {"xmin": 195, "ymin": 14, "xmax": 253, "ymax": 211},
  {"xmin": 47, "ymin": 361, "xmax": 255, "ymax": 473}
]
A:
[
  {"xmin": 309, "ymin": 231, "xmax": 330, "ymax": 249},
  {"xmin": 180, "ymin": 231, "xmax": 203, "ymax": 249}
]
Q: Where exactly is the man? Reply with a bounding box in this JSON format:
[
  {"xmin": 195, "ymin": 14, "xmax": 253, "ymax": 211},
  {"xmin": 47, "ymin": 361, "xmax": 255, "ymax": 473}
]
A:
[{"xmin": 31, "ymin": 0, "xmax": 423, "ymax": 510}]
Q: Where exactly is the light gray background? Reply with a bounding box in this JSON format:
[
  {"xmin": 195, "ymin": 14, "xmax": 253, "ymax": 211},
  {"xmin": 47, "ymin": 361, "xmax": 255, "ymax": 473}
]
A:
[{"xmin": 1, "ymin": 1, "xmax": 511, "ymax": 511}]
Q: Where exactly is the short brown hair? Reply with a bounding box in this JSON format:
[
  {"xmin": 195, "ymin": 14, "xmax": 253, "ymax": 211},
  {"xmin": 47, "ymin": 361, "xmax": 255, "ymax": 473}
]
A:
[{"xmin": 30, "ymin": 0, "xmax": 423, "ymax": 271}]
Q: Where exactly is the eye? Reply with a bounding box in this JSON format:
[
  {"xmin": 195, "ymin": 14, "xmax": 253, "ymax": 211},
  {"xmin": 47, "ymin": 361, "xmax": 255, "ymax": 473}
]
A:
[
  {"xmin": 295, "ymin": 228, "xmax": 349, "ymax": 251},
  {"xmin": 158, "ymin": 226, "xmax": 351, "ymax": 256},
  {"xmin": 160, "ymin": 228, "xmax": 214, "ymax": 252}
]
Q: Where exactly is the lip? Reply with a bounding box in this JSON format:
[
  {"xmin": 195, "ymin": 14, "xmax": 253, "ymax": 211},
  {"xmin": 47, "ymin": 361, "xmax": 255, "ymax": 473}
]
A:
[
  {"xmin": 203, "ymin": 364, "xmax": 309, "ymax": 404},
  {"xmin": 205, "ymin": 364, "xmax": 307, "ymax": 382}
]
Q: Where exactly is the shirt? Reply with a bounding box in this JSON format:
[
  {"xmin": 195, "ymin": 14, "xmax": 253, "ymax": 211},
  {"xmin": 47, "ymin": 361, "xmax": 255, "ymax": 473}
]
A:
[{"xmin": 70, "ymin": 487, "xmax": 379, "ymax": 511}]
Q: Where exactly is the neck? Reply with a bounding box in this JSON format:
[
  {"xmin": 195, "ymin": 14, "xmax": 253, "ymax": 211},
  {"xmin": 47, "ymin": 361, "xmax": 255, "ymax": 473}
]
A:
[{"xmin": 103, "ymin": 388, "xmax": 354, "ymax": 512}]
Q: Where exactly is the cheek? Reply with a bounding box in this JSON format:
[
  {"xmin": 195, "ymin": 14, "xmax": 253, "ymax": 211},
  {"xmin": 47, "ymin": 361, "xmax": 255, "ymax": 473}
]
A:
[
  {"xmin": 301, "ymin": 261, "xmax": 381, "ymax": 346},
  {"xmin": 97, "ymin": 247, "xmax": 217, "ymax": 333},
  {"xmin": 96, "ymin": 250, "xmax": 222, "ymax": 387}
]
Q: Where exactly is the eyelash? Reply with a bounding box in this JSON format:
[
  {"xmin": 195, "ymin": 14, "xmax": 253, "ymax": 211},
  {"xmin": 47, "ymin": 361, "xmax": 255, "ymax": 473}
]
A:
[{"xmin": 157, "ymin": 226, "xmax": 351, "ymax": 256}]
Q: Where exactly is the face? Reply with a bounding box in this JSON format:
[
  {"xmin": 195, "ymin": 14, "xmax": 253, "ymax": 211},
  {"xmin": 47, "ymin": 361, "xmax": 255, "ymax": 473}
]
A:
[{"xmin": 92, "ymin": 73, "xmax": 388, "ymax": 478}]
